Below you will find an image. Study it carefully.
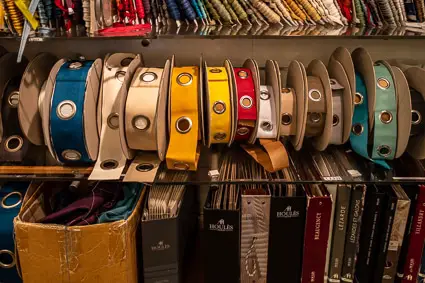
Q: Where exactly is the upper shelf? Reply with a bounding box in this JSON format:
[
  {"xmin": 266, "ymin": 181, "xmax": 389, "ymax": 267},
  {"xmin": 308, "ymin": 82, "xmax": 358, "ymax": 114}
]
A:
[{"xmin": 2, "ymin": 24, "xmax": 425, "ymax": 41}]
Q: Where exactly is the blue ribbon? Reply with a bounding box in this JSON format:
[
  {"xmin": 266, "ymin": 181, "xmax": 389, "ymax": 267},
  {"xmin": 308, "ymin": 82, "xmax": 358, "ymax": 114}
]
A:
[
  {"xmin": 350, "ymin": 72, "xmax": 390, "ymax": 169},
  {"xmin": 50, "ymin": 61, "xmax": 94, "ymax": 164}
]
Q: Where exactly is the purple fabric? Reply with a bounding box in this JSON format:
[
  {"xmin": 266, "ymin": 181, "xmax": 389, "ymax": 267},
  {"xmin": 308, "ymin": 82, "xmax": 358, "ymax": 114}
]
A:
[{"xmin": 40, "ymin": 183, "xmax": 123, "ymax": 226}]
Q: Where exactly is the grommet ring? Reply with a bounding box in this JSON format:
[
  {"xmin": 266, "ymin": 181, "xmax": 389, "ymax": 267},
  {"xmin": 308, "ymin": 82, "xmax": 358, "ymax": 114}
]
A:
[
  {"xmin": 69, "ymin": 62, "xmax": 83, "ymax": 70},
  {"xmin": 309, "ymin": 112, "xmax": 321, "ymax": 123},
  {"xmin": 176, "ymin": 73, "xmax": 193, "ymax": 86},
  {"xmin": 281, "ymin": 88, "xmax": 290, "ymax": 93},
  {"xmin": 0, "ymin": 250, "xmax": 16, "ymax": 269},
  {"xmin": 120, "ymin": 57, "xmax": 133, "ymax": 67},
  {"xmin": 333, "ymin": 115, "xmax": 340, "ymax": 126},
  {"xmin": 352, "ymin": 123, "xmax": 364, "ymax": 136},
  {"xmin": 140, "ymin": 72, "xmax": 158, "ymax": 83},
  {"xmin": 281, "ymin": 113, "xmax": 292, "ymax": 125},
  {"xmin": 377, "ymin": 78, "xmax": 390, "ymax": 90},
  {"xmin": 213, "ymin": 101, "xmax": 226, "ymax": 114},
  {"xmin": 115, "ymin": 71, "xmax": 126, "ymax": 82},
  {"xmin": 7, "ymin": 91, "xmax": 19, "ymax": 108},
  {"xmin": 214, "ymin": 132, "xmax": 227, "ymax": 140},
  {"xmin": 354, "ymin": 92, "xmax": 364, "ymax": 105},
  {"xmin": 379, "ymin": 111, "xmax": 393, "ymax": 124},
  {"xmin": 107, "ymin": 113, "xmax": 119, "ymax": 129},
  {"xmin": 330, "ymin": 79, "xmax": 337, "ymax": 85},
  {"xmin": 1, "ymin": 191, "xmax": 22, "ymax": 209},
  {"xmin": 240, "ymin": 95, "xmax": 253, "ymax": 109},
  {"xmin": 173, "ymin": 162, "xmax": 190, "ymax": 170},
  {"xmin": 4, "ymin": 135, "xmax": 23, "ymax": 153},
  {"xmin": 261, "ymin": 121, "xmax": 273, "ymax": 131},
  {"xmin": 136, "ymin": 163, "xmax": 155, "ymax": 172},
  {"xmin": 61, "ymin": 149, "xmax": 82, "ymax": 161},
  {"xmin": 238, "ymin": 70, "xmax": 248, "ymax": 79},
  {"xmin": 57, "ymin": 100, "xmax": 77, "ymax": 120},
  {"xmin": 237, "ymin": 127, "xmax": 249, "ymax": 136},
  {"xmin": 176, "ymin": 117, "xmax": 192, "ymax": 134},
  {"xmin": 100, "ymin": 159, "xmax": 118, "ymax": 170},
  {"xmin": 210, "ymin": 68, "xmax": 222, "ymax": 73},
  {"xmin": 308, "ymin": 89, "xmax": 322, "ymax": 102},
  {"xmin": 260, "ymin": 90, "xmax": 270, "ymax": 100},
  {"xmin": 411, "ymin": 110, "xmax": 422, "ymax": 125},
  {"xmin": 132, "ymin": 115, "xmax": 150, "ymax": 131},
  {"xmin": 377, "ymin": 145, "xmax": 392, "ymax": 157}
]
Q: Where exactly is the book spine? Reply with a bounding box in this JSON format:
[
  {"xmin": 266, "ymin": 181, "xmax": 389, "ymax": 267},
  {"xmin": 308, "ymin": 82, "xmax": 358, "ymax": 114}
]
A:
[
  {"xmin": 328, "ymin": 185, "xmax": 351, "ymax": 283},
  {"xmin": 373, "ymin": 193, "xmax": 397, "ymax": 283},
  {"xmin": 401, "ymin": 185, "xmax": 425, "ymax": 283},
  {"xmin": 355, "ymin": 190, "xmax": 384, "ymax": 283},
  {"xmin": 325, "ymin": 184, "xmax": 338, "ymax": 282},
  {"xmin": 382, "ymin": 199, "xmax": 410, "ymax": 283},
  {"xmin": 418, "ymin": 246, "xmax": 425, "ymax": 283},
  {"xmin": 301, "ymin": 196, "xmax": 332, "ymax": 283},
  {"xmin": 341, "ymin": 185, "xmax": 365, "ymax": 282}
]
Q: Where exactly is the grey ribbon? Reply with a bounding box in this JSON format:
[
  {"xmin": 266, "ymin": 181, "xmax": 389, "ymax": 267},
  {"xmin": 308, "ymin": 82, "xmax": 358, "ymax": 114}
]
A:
[{"xmin": 330, "ymin": 79, "xmax": 344, "ymax": 144}]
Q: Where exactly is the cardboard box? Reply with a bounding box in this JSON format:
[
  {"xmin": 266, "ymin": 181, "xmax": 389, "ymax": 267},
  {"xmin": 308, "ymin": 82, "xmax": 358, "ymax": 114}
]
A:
[{"xmin": 14, "ymin": 181, "xmax": 145, "ymax": 283}]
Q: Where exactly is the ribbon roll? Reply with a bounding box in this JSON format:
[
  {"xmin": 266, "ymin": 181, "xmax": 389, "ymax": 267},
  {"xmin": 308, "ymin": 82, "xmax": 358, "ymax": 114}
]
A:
[
  {"xmin": 329, "ymin": 79, "xmax": 344, "ymax": 144},
  {"xmin": 371, "ymin": 61, "xmax": 397, "ymax": 160},
  {"xmin": 233, "ymin": 67, "xmax": 257, "ymax": 142},
  {"xmin": 205, "ymin": 66, "xmax": 232, "ymax": 146},
  {"xmin": 257, "ymin": 85, "xmax": 277, "ymax": 139},
  {"xmin": 280, "ymin": 87, "xmax": 297, "ymax": 136},
  {"xmin": 166, "ymin": 66, "xmax": 200, "ymax": 171},
  {"xmin": 50, "ymin": 59, "xmax": 102, "ymax": 164},
  {"xmin": 0, "ymin": 182, "xmax": 28, "ymax": 282},
  {"xmin": 90, "ymin": 53, "xmax": 136, "ymax": 180}
]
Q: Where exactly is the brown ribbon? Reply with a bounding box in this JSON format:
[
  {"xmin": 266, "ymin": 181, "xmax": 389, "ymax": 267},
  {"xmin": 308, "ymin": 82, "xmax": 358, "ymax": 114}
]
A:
[
  {"xmin": 241, "ymin": 139, "xmax": 289, "ymax": 172},
  {"xmin": 305, "ymin": 76, "xmax": 326, "ymax": 137}
]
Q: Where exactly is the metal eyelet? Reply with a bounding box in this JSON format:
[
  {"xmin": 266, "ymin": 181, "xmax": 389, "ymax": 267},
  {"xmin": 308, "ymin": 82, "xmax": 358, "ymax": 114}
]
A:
[
  {"xmin": 173, "ymin": 162, "xmax": 190, "ymax": 170},
  {"xmin": 333, "ymin": 115, "xmax": 340, "ymax": 126},
  {"xmin": 214, "ymin": 132, "xmax": 227, "ymax": 140},
  {"xmin": 210, "ymin": 68, "xmax": 222, "ymax": 73},
  {"xmin": 176, "ymin": 117, "xmax": 192, "ymax": 134},
  {"xmin": 238, "ymin": 70, "xmax": 248, "ymax": 79},
  {"xmin": 260, "ymin": 89, "xmax": 270, "ymax": 100},
  {"xmin": 377, "ymin": 78, "xmax": 390, "ymax": 90},
  {"xmin": 115, "ymin": 70, "xmax": 126, "ymax": 82},
  {"xmin": 352, "ymin": 123, "xmax": 364, "ymax": 136},
  {"xmin": 213, "ymin": 101, "xmax": 226, "ymax": 114},
  {"xmin": 379, "ymin": 111, "xmax": 393, "ymax": 124},
  {"xmin": 281, "ymin": 88, "xmax": 290, "ymax": 94},
  {"xmin": 61, "ymin": 149, "xmax": 82, "ymax": 161},
  {"xmin": 237, "ymin": 127, "xmax": 249, "ymax": 136},
  {"xmin": 107, "ymin": 113, "xmax": 119, "ymax": 129},
  {"xmin": 261, "ymin": 121, "xmax": 273, "ymax": 132},
  {"xmin": 57, "ymin": 100, "xmax": 77, "ymax": 120},
  {"xmin": 330, "ymin": 79, "xmax": 337, "ymax": 85},
  {"xmin": 309, "ymin": 112, "xmax": 321, "ymax": 123},
  {"xmin": 354, "ymin": 92, "xmax": 364, "ymax": 105},
  {"xmin": 140, "ymin": 72, "xmax": 158, "ymax": 83},
  {"xmin": 100, "ymin": 159, "xmax": 118, "ymax": 170},
  {"xmin": 176, "ymin": 73, "xmax": 193, "ymax": 86},
  {"xmin": 136, "ymin": 163, "xmax": 155, "ymax": 172},
  {"xmin": 132, "ymin": 115, "xmax": 150, "ymax": 131},
  {"xmin": 377, "ymin": 145, "xmax": 392, "ymax": 157},
  {"xmin": 281, "ymin": 113, "xmax": 292, "ymax": 125},
  {"xmin": 69, "ymin": 62, "xmax": 83, "ymax": 70},
  {"xmin": 120, "ymin": 57, "xmax": 133, "ymax": 67},
  {"xmin": 412, "ymin": 110, "xmax": 422, "ymax": 125},
  {"xmin": 4, "ymin": 135, "xmax": 23, "ymax": 153},
  {"xmin": 1, "ymin": 191, "xmax": 22, "ymax": 209},
  {"xmin": 0, "ymin": 250, "xmax": 16, "ymax": 269},
  {"xmin": 308, "ymin": 89, "xmax": 322, "ymax": 102},
  {"xmin": 240, "ymin": 95, "xmax": 253, "ymax": 109},
  {"xmin": 7, "ymin": 91, "xmax": 19, "ymax": 108}
]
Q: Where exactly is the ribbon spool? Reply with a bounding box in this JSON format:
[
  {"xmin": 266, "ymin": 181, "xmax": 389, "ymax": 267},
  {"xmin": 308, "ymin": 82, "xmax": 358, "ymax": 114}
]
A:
[
  {"xmin": 0, "ymin": 182, "xmax": 28, "ymax": 282},
  {"xmin": 0, "ymin": 53, "xmax": 31, "ymax": 163},
  {"xmin": 165, "ymin": 56, "xmax": 201, "ymax": 171},
  {"xmin": 48, "ymin": 58, "xmax": 102, "ymax": 164},
  {"xmin": 228, "ymin": 59, "xmax": 261, "ymax": 145},
  {"xmin": 285, "ymin": 60, "xmax": 308, "ymax": 151},
  {"xmin": 89, "ymin": 53, "xmax": 137, "ymax": 180}
]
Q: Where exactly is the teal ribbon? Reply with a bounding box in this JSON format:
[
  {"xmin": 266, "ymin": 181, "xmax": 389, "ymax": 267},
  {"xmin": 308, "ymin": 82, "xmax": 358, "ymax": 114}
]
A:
[
  {"xmin": 371, "ymin": 62, "xmax": 397, "ymax": 160},
  {"xmin": 98, "ymin": 183, "xmax": 143, "ymax": 223},
  {"xmin": 350, "ymin": 72, "xmax": 390, "ymax": 169}
]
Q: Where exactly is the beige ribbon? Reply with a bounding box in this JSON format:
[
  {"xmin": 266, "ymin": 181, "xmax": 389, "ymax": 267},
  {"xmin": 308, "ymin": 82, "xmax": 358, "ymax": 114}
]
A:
[{"xmin": 280, "ymin": 88, "xmax": 297, "ymax": 136}]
